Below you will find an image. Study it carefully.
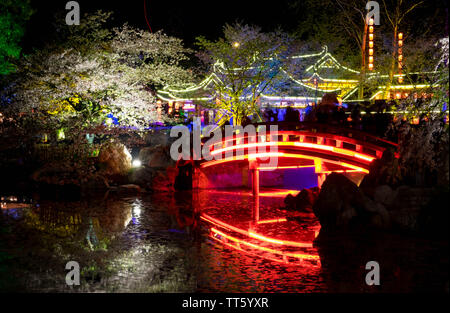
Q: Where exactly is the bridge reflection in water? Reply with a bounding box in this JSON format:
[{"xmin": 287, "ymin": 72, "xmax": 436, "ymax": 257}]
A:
[
  {"xmin": 194, "ymin": 123, "xmax": 397, "ymax": 268},
  {"xmin": 196, "ymin": 188, "xmax": 321, "ymax": 268}
]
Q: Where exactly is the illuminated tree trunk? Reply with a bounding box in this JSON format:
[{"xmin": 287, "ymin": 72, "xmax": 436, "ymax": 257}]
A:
[
  {"xmin": 385, "ymin": 26, "xmax": 398, "ymax": 99},
  {"xmin": 359, "ymin": 21, "xmax": 368, "ymax": 100}
]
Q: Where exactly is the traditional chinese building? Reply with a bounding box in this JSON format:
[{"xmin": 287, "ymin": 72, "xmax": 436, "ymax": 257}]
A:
[{"xmin": 156, "ymin": 46, "xmax": 438, "ymax": 124}]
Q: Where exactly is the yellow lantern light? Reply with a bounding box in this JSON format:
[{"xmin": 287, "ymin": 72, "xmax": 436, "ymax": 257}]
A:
[
  {"xmin": 398, "ymin": 55, "xmax": 403, "ymax": 61},
  {"xmin": 398, "ymin": 40, "xmax": 403, "ymax": 47},
  {"xmin": 369, "ymin": 49, "xmax": 374, "ymax": 56},
  {"xmin": 369, "ymin": 33, "xmax": 374, "ymax": 41},
  {"xmin": 398, "ymin": 32, "xmax": 403, "ymax": 40},
  {"xmin": 369, "ymin": 41, "xmax": 374, "ymax": 48},
  {"xmin": 368, "ymin": 63, "xmax": 374, "ymax": 70},
  {"xmin": 369, "ymin": 26, "xmax": 374, "ymax": 33},
  {"xmin": 369, "ymin": 18, "xmax": 374, "ymax": 26},
  {"xmin": 398, "ymin": 76, "xmax": 404, "ymax": 83}
]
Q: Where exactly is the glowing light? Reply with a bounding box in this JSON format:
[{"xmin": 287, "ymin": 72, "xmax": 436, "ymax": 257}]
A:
[
  {"xmin": 397, "ymin": 33, "xmax": 404, "ymax": 81},
  {"xmin": 57, "ymin": 129, "xmax": 65, "ymax": 141},
  {"xmin": 183, "ymin": 102, "xmax": 195, "ymax": 110},
  {"xmin": 209, "ymin": 140, "xmax": 375, "ymax": 163},
  {"xmin": 259, "ymin": 165, "xmax": 315, "ymax": 171},
  {"xmin": 132, "ymin": 159, "xmax": 142, "ymax": 167},
  {"xmin": 256, "ymin": 218, "xmax": 288, "ymax": 224},
  {"xmin": 202, "ymin": 150, "xmax": 371, "ymax": 173},
  {"xmin": 201, "ymin": 214, "xmax": 313, "ymax": 248},
  {"xmin": 105, "ymin": 117, "xmax": 113, "ymax": 126},
  {"xmin": 209, "ymin": 229, "xmax": 320, "ymax": 265},
  {"xmin": 232, "ymin": 41, "xmax": 240, "ymax": 48}
]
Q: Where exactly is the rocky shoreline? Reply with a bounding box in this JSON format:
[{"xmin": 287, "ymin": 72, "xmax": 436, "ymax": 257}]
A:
[{"xmin": 282, "ymin": 172, "xmax": 448, "ymax": 239}]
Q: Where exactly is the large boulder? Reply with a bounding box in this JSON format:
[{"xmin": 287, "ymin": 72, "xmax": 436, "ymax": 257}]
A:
[
  {"xmin": 313, "ymin": 173, "xmax": 390, "ymax": 231},
  {"xmin": 139, "ymin": 145, "xmax": 176, "ymax": 168},
  {"xmin": 97, "ymin": 141, "xmax": 132, "ymax": 177},
  {"xmin": 131, "ymin": 143, "xmax": 179, "ymax": 192},
  {"xmin": 283, "ymin": 187, "xmax": 319, "ymax": 213},
  {"xmin": 360, "ymin": 147, "xmax": 403, "ymax": 194},
  {"xmin": 144, "ymin": 129, "xmax": 172, "ymax": 147},
  {"xmin": 130, "ymin": 165, "xmax": 178, "ymax": 192}
]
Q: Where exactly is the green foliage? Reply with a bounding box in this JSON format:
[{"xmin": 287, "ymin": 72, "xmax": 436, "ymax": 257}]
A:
[
  {"xmin": 0, "ymin": 0, "xmax": 33, "ymax": 75},
  {"xmin": 196, "ymin": 23, "xmax": 294, "ymax": 125}
]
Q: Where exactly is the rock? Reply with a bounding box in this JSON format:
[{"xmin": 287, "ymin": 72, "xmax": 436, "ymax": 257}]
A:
[
  {"xmin": 116, "ymin": 184, "xmax": 141, "ymax": 196},
  {"xmin": 368, "ymin": 202, "xmax": 391, "ymax": 229},
  {"xmin": 130, "ymin": 165, "xmax": 178, "ymax": 192},
  {"xmin": 283, "ymin": 187, "xmax": 319, "ymax": 212},
  {"xmin": 97, "ymin": 141, "xmax": 132, "ymax": 177},
  {"xmin": 130, "ymin": 141, "xmax": 179, "ymax": 191},
  {"xmin": 313, "ymin": 173, "xmax": 366, "ymax": 230},
  {"xmin": 373, "ymin": 185, "xmax": 396, "ymax": 208},
  {"xmin": 283, "ymin": 194, "xmax": 297, "ymax": 210},
  {"xmin": 139, "ymin": 145, "xmax": 175, "ymax": 168},
  {"xmin": 295, "ymin": 188, "xmax": 319, "ymax": 212},
  {"xmin": 144, "ymin": 129, "xmax": 171, "ymax": 147},
  {"xmin": 312, "ymin": 173, "xmax": 392, "ymax": 231},
  {"xmin": 360, "ymin": 147, "xmax": 402, "ymax": 191}
]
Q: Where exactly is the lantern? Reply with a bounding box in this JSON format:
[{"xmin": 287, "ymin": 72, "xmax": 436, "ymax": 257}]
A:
[
  {"xmin": 397, "ymin": 33, "xmax": 404, "ymax": 83},
  {"xmin": 367, "ymin": 18, "xmax": 375, "ymax": 70}
]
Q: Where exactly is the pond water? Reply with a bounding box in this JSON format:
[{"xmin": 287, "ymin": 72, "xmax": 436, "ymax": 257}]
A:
[{"xmin": 0, "ymin": 189, "xmax": 448, "ymax": 293}]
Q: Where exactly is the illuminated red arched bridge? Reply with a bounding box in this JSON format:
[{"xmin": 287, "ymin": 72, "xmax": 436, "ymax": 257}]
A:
[{"xmin": 193, "ymin": 122, "xmax": 398, "ymax": 266}]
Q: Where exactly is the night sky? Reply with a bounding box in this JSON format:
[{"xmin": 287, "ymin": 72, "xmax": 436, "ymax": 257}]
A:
[{"xmin": 23, "ymin": 0, "xmax": 298, "ymax": 51}]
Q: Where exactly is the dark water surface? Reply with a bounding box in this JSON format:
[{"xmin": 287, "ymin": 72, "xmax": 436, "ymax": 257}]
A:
[{"xmin": 0, "ymin": 190, "xmax": 448, "ymax": 292}]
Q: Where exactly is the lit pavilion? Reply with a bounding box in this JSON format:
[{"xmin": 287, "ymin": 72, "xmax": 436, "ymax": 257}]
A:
[{"xmin": 156, "ymin": 46, "xmax": 438, "ymax": 123}]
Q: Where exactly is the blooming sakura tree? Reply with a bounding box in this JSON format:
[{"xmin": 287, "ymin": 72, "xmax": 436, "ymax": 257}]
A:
[
  {"xmin": 1, "ymin": 11, "xmax": 194, "ymax": 133},
  {"xmin": 0, "ymin": 11, "xmax": 194, "ymax": 184}
]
